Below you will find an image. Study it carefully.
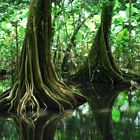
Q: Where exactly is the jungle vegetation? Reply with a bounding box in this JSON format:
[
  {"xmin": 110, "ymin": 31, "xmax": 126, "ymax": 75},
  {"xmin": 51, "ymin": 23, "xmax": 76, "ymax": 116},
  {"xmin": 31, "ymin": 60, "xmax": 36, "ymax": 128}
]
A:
[
  {"xmin": 0, "ymin": 1, "xmax": 140, "ymax": 140},
  {"xmin": 0, "ymin": 0, "xmax": 140, "ymax": 114}
]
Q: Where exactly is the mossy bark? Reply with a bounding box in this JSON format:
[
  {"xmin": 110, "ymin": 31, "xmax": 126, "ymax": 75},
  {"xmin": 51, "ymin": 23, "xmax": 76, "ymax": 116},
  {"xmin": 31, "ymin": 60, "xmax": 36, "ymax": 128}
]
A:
[
  {"xmin": 69, "ymin": 0, "xmax": 125, "ymax": 84},
  {"xmin": 0, "ymin": 0, "xmax": 86, "ymax": 114}
]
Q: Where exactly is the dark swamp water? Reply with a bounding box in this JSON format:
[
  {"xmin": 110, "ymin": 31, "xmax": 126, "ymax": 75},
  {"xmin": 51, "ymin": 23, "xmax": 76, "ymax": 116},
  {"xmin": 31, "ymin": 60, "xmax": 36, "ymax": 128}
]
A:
[{"xmin": 0, "ymin": 83, "xmax": 140, "ymax": 140}]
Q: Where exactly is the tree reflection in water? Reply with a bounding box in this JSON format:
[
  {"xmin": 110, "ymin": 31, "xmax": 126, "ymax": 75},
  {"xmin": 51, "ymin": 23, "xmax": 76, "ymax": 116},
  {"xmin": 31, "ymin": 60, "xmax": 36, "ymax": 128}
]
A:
[
  {"xmin": 0, "ymin": 111, "xmax": 72, "ymax": 140},
  {"xmin": 87, "ymin": 84, "xmax": 127, "ymax": 140},
  {"xmin": 0, "ymin": 85, "xmax": 140, "ymax": 140},
  {"xmin": 56, "ymin": 84, "xmax": 140, "ymax": 140}
]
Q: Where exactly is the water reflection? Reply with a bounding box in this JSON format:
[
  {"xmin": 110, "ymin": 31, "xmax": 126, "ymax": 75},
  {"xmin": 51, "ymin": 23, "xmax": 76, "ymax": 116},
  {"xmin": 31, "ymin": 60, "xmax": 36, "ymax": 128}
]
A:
[
  {"xmin": 57, "ymin": 84, "xmax": 140, "ymax": 140},
  {"xmin": 0, "ymin": 115, "xmax": 19, "ymax": 140},
  {"xmin": 0, "ymin": 111, "xmax": 72, "ymax": 140},
  {"xmin": 56, "ymin": 103, "xmax": 102, "ymax": 140},
  {"xmin": 0, "ymin": 84, "xmax": 140, "ymax": 140},
  {"xmin": 113, "ymin": 88, "xmax": 140, "ymax": 140},
  {"xmin": 88, "ymin": 84, "xmax": 125, "ymax": 140}
]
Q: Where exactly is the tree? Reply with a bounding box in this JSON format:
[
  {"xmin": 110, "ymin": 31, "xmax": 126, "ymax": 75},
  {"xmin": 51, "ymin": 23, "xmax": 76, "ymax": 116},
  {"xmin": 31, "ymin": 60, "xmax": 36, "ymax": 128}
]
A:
[
  {"xmin": 0, "ymin": 0, "xmax": 86, "ymax": 114},
  {"xmin": 63, "ymin": 0, "xmax": 139, "ymax": 138},
  {"xmin": 69, "ymin": 0, "xmax": 140, "ymax": 85}
]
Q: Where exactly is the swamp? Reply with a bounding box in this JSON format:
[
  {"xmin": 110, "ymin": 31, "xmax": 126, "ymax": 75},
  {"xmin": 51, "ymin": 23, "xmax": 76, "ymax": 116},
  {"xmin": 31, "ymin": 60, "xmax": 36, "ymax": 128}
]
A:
[{"xmin": 0, "ymin": 0, "xmax": 140, "ymax": 140}]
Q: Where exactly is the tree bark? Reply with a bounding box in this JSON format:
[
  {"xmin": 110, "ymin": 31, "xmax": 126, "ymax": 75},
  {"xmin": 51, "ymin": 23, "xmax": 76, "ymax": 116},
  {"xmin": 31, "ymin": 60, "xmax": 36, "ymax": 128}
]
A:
[
  {"xmin": 69, "ymin": 0, "xmax": 126, "ymax": 84},
  {"xmin": 0, "ymin": 0, "xmax": 86, "ymax": 114}
]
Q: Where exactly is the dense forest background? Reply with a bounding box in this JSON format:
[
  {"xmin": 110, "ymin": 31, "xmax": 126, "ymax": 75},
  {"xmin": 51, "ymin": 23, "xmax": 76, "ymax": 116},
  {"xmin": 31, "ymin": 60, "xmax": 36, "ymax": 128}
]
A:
[{"xmin": 0, "ymin": 0, "xmax": 140, "ymax": 85}]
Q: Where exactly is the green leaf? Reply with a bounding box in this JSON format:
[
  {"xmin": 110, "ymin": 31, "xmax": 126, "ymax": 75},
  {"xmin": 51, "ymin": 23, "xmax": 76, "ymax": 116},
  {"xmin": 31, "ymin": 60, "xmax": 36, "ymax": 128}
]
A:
[
  {"xmin": 114, "ymin": 26, "xmax": 122, "ymax": 33},
  {"xmin": 22, "ymin": 8, "xmax": 29, "ymax": 18},
  {"xmin": 3, "ymin": 36, "xmax": 11, "ymax": 46},
  {"xmin": 1, "ymin": 22, "xmax": 7, "ymax": 30},
  {"xmin": 117, "ymin": 92, "xmax": 127, "ymax": 105},
  {"xmin": 85, "ymin": 5, "xmax": 93, "ymax": 13},
  {"xmin": 112, "ymin": 108, "xmax": 120, "ymax": 122},
  {"xmin": 0, "ymin": 84, "xmax": 3, "ymax": 91},
  {"xmin": 76, "ymin": 32, "xmax": 82, "ymax": 41},
  {"xmin": 18, "ymin": 26, "xmax": 25, "ymax": 34}
]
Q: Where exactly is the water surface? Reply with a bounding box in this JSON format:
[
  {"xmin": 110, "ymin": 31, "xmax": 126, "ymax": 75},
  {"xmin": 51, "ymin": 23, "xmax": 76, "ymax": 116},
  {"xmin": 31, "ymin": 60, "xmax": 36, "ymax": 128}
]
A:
[{"xmin": 0, "ymin": 84, "xmax": 140, "ymax": 140}]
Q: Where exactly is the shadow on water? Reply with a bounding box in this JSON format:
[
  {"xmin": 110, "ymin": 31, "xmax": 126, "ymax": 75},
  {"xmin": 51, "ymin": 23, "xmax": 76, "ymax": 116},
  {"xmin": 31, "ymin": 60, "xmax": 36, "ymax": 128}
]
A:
[{"xmin": 0, "ymin": 84, "xmax": 140, "ymax": 140}]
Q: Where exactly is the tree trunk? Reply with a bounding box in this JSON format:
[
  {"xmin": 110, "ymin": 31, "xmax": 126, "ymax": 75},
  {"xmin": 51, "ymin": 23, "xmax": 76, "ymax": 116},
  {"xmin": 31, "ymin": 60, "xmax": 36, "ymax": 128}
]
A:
[
  {"xmin": 69, "ymin": 0, "xmax": 126, "ymax": 84},
  {"xmin": 0, "ymin": 0, "xmax": 86, "ymax": 114}
]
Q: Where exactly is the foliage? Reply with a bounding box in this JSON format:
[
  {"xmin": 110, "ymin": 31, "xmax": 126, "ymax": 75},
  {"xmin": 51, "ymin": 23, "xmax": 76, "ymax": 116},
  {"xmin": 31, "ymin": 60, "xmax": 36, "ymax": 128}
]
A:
[
  {"xmin": 0, "ymin": 118, "xmax": 19, "ymax": 140},
  {"xmin": 0, "ymin": 0, "xmax": 140, "ymax": 139},
  {"xmin": 51, "ymin": 0, "xmax": 101, "ymax": 76},
  {"xmin": 0, "ymin": 0, "xmax": 139, "ymax": 77},
  {"xmin": 0, "ymin": 79, "xmax": 11, "ymax": 94},
  {"xmin": 111, "ymin": 0, "xmax": 140, "ymax": 70},
  {"xmin": 0, "ymin": 2, "xmax": 29, "ymax": 72}
]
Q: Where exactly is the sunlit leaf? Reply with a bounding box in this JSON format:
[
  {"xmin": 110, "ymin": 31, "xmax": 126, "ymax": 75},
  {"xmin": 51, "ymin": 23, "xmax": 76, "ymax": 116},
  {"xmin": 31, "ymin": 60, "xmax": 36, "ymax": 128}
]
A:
[
  {"xmin": 114, "ymin": 26, "xmax": 122, "ymax": 33},
  {"xmin": 76, "ymin": 32, "xmax": 83, "ymax": 41},
  {"xmin": 18, "ymin": 26, "xmax": 25, "ymax": 34},
  {"xmin": 0, "ymin": 84, "xmax": 3, "ymax": 91},
  {"xmin": 112, "ymin": 108, "xmax": 120, "ymax": 122},
  {"xmin": 1, "ymin": 22, "xmax": 7, "ymax": 30},
  {"xmin": 4, "ymin": 36, "xmax": 11, "ymax": 45},
  {"xmin": 117, "ymin": 92, "xmax": 127, "ymax": 105}
]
